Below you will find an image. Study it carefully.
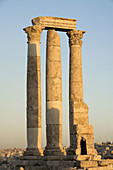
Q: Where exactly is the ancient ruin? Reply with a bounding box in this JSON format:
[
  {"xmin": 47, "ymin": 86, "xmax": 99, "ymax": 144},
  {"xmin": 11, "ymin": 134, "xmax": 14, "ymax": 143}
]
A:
[{"xmin": 14, "ymin": 16, "xmax": 113, "ymax": 170}]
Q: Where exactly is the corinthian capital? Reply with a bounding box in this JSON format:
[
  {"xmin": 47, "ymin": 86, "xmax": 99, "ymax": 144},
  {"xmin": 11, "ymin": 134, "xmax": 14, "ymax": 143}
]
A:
[
  {"xmin": 67, "ymin": 30, "xmax": 86, "ymax": 46},
  {"xmin": 23, "ymin": 25, "xmax": 43, "ymax": 43}
]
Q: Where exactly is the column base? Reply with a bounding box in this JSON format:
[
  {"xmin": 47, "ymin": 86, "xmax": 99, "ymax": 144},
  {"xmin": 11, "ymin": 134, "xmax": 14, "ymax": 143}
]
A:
[
  {"xmin": 44, "ymin": 146, "xmax": 66, "ymax": 156},
  {"xmin": 23, "ymin": 147, "xmax": 43, "ymax": 156}
]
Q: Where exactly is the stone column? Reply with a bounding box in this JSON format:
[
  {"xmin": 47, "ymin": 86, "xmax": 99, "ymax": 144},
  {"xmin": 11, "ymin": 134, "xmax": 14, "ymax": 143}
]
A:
[
  {"xmin": 23, "ymin": 25, "xmax": 43, "ymax": 156},
  {"xmin": 67, "ymin": 30, "xmax": 88, "ymax": 153},
  {"xmin": 67, "ymin": 30, "xmax": 97, "ymax": 156},
  {"xmin": 44, "ymin": 30, "xmax": 65, "ymax": 156}
]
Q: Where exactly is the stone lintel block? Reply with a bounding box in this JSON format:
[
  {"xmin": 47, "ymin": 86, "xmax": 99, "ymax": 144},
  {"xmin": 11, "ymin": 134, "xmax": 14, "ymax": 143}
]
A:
[
  {"xmin": 32, "ymin": 16, "xmax": 76, "ymax": 31},
  {"xmin": 46, "ymin": 78, "xmax": 62, "ymax": 101},
  {"xmin": 70, "ymin": 100, "xmax": 89, "ymax": 113},
  {"xmin": 46, "ymin": 101, "xmax": 62, "ymax": 124},
  {"xmin": 77, "ymin": 160, "xmax": 98, "ymax": 168},
  {"xmin": 47, "ymin": 46, "xmax": 61, "ymax": 61},
  {"xmin": 27, "ymin": 56, "xmax": 41, "ymax": 72},
  {"xmin": 28, "ymin": 43, "xmax": 40, "ymax": 57},
  {"xmin": 47, "ymin": 60, "xmax": 62, "ymax": 78}
]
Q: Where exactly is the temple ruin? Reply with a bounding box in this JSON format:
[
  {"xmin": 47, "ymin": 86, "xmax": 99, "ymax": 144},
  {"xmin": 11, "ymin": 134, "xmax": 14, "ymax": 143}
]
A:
[{"xmin": 15, "ymin": 16, "xmax": 113, "ymax": 170}]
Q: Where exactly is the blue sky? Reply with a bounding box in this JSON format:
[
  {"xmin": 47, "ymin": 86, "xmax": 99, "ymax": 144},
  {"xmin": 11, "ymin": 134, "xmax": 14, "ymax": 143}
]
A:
[{"xmin": 0, "ymin": 0, "xmax": 113, "ymax": 149}]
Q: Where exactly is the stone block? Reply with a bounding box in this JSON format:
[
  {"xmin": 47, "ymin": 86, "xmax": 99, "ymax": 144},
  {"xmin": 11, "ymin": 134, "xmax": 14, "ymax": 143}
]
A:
[
  {"xmin": 27, "ymin": 128, "xmax": 42, "ymax": 149},
  {"xmin": 70, "ymin": 66, "xmax": 82, "ymax": 82},
  {"xmin": 27, "ymin": 106, "xmax": 41, "ymax": 128},
  {"xmin": 88, "ymin": 167, "xmax": 109, "ymax": 170},
  {"xmin": 44, "ymin": 147, "xmax": 66, "ymax": 156},
  {"xmin": 60, "ymin": 161, "xmax": 76, "ymax": 168},
  {"xmin": 46, "ymin": 101, "xmax": 62, "ymax": 124},
  {"xmin": 87, "ymin": 148, "xmax": 97, "ymax": 155},
  {"xmin": 73, "ymin": 113, "xmax": 89, "ymax": 125},
  {"xmin": 46, "ymin": 46, "xmax": 61, "ymax": 61},
  {"xmin": 75, "ymin": 125, "xmax": 94, "ymax": 135},
  {"xmin": 70, "ymin": 81, "xmax": 83, "ymax": 101},
  {"xmin": 28, "ymin": 43, "xmax": 40, "ymax": 57},
  {"xmin": 47, "ymin": 60, "xmax": 62, "ymax": 78},
  {"xmin": 46, "ymin": 130, "xmax": 62, "ymax": 147},
  {"xmin": 69, "ymin": 101, "xmax": 89, "ymax": 114},
  {"xmin": 46, "ymin": 78, "xmax": 62, "ymax": 101},
  {"xmin": 32, "ymin": 16, "xmax": 76, "ymax": 31},
  {"xmin": 77, "ymin": 160, "xmax": 98, "ymax": 168},
  {"xmin": 28, "ymin": 56, "xmax": 41, "ymax": 72},
  {"xmin": 47, "ymin": 124, "xmax": 62, "ymax": 135},
  {"xmin": 98, "ymin": 160, "xmax": 109, "ymax": 167},
  {"xmin": 47, "ymin": 30, "xmax": 60, "ymax": 46}
]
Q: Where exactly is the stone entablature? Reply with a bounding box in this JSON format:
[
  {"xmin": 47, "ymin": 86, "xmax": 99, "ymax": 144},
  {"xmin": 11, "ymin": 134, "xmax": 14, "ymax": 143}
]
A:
[{"xmin": 32, "ymin": 16, "xmax": 76, "ymax": 31}]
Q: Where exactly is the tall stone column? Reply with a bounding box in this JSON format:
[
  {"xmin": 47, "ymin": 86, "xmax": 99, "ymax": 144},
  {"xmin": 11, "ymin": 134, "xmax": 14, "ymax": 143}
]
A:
[
  {"xmin": 67, "ymin": 30, "xmax": 97, "ymax": 156},
  {"xmin": 23, "ymin": 25, "xmax": 43, "ymax": 156},
  {"xmin": 44, "ymin": 30, "xmax": 65, "ymax": 156}
]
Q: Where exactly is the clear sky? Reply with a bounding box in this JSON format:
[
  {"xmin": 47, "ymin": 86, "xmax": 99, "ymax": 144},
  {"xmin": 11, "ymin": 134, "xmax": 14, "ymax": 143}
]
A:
[{"xmin": 0, "ymin": 0, "xmax": 113, "ymax": 149}]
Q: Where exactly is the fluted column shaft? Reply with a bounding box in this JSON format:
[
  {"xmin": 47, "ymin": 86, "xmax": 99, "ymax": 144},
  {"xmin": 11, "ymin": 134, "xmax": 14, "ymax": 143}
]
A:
[
  {"xmin": 23, "ymin": 25, "xmax": 43, "ymax": 155},
  {"xmin": 44, "ymin": 30, "xmax": 65, "ymax": 156}
]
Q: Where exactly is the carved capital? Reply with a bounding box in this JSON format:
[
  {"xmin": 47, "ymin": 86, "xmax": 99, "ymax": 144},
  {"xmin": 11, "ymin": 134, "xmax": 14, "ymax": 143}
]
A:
[
  {"xmin": 67, "ymin": 30, "xmax": 86, "ymax": 46},
  {"xmin": 23, "ymin": 25, "xmax": 43, "ymax": 43}
]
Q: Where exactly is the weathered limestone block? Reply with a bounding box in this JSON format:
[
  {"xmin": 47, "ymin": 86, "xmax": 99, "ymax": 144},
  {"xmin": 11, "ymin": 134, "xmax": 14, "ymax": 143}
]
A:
[
  {"xmin": 32, "ymin": 16, "xmax": 76, "ymax": 31},
  {"xmin": 23, "ymin": 25, "xmax": 43, "ymax": 155},
  {"xmin": 77, "ymin": 160, "xmax": 98, "ymax": 168},
  {"xmin": 69, "ymin": 100, "xmax": 89, "ymax": 114},
  {"xmin": 44, "ymin": 29, "xmax": 65, "ymax": 156}
]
